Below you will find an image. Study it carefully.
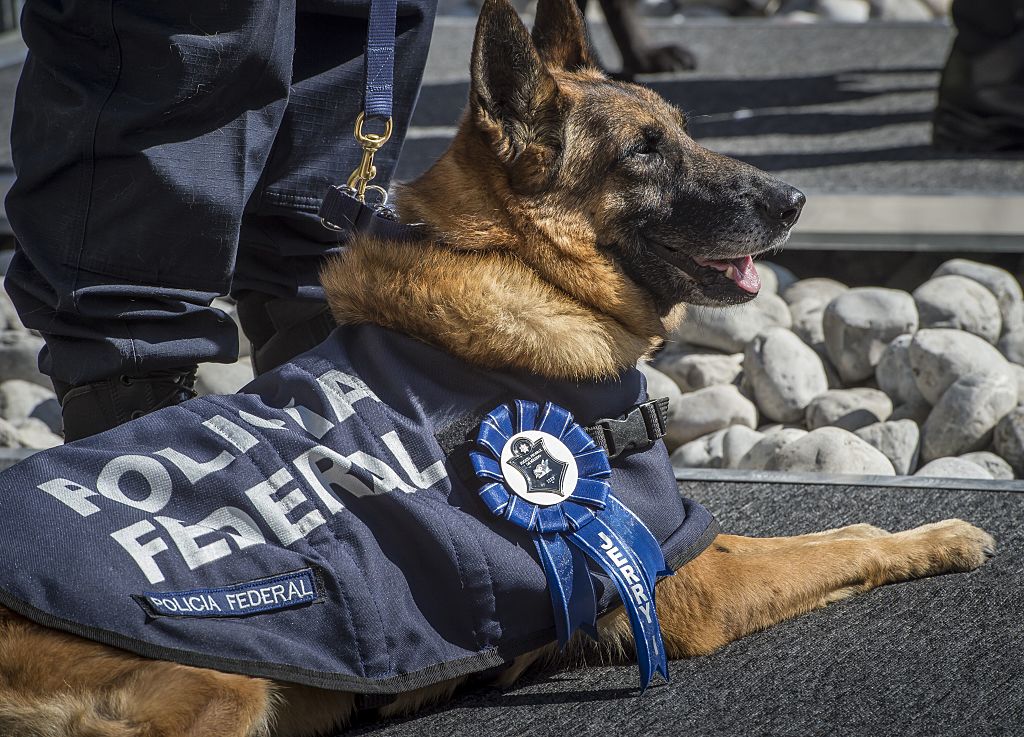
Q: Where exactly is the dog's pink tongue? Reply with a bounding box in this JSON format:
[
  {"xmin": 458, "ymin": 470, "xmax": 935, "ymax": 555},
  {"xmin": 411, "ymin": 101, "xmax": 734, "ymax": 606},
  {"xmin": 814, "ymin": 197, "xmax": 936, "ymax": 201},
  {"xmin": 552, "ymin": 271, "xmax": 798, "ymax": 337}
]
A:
[{"xmin": 732, "ymin": 255, "xmax": 760, "ymax": 294}]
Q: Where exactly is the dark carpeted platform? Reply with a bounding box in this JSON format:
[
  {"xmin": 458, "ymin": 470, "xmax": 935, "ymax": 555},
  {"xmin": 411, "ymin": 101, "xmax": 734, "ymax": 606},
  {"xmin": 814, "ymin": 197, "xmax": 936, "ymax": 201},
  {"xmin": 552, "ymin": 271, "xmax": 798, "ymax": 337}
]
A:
[{"xmin": 348, "ymin": 476, "xmax": 1023, "ymax": 737}]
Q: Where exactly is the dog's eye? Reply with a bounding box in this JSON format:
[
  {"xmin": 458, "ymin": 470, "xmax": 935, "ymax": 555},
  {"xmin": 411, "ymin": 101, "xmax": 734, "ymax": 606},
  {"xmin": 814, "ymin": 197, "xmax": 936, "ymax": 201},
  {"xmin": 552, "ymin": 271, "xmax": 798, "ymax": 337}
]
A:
[{"xmin": 633, "ymin": 128, "xmax": 663, "ymax": 158}]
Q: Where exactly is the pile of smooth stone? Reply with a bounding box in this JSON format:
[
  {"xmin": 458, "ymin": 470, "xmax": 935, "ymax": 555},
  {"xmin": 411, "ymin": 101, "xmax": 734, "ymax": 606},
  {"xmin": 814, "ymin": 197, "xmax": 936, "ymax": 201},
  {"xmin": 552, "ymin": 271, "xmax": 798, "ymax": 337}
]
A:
[
  {"xmin": 648, "ymin": 258, "xmax": 1024, "ymax": 481},
  {"xmin": 0, "ymin": 285, "xmax": 253, "ymax": 450}
]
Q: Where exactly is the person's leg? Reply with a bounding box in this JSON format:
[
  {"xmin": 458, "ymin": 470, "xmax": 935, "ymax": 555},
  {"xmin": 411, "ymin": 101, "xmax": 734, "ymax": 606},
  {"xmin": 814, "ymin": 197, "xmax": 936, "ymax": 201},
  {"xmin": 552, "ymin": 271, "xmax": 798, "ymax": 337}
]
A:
[
  {"xmin": 233, "ymin": 0, "xmax": 438, "ymax": 375},
  {"xmin": 5, "ymin": 0, "xmax": 296, "ymax": 439},
  {"xmin": 933, "ymin": 0, "xmax": 1024, "ymax": 151}
]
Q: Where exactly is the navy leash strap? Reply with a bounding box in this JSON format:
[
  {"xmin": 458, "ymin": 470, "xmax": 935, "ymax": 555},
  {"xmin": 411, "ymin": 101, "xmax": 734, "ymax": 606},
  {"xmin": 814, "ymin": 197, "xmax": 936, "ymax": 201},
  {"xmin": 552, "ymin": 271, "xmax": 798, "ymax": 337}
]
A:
[{"xmin": 319, "ymin": 0, "xmax": 426, "ymax": 241}]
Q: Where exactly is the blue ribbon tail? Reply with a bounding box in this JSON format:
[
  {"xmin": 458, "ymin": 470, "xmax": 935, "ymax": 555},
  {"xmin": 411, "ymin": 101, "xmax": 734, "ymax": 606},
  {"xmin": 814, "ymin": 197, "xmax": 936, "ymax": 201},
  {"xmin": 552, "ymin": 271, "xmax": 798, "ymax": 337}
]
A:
[
  {"xmin": 534, "ymin": 534, "xmax": 595, "ymax": 648},
  {"xmin": 569, "ymin": 518, "xmax": 670, "ymax": 690}
]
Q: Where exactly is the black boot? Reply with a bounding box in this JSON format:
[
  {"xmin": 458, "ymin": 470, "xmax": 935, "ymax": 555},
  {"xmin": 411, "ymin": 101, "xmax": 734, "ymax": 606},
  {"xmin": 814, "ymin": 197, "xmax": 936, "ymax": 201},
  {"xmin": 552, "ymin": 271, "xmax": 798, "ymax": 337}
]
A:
[
  {"xmin": 54, "ymin": 367, "xmax": 198, "ymax": 442},
  {"xmin": 235, "ymin": 292, "xmax": 337, "ymax": 376},
  {"xmin": 933, "ymin": 1, "xmax": 1024, "ymax": 152}
]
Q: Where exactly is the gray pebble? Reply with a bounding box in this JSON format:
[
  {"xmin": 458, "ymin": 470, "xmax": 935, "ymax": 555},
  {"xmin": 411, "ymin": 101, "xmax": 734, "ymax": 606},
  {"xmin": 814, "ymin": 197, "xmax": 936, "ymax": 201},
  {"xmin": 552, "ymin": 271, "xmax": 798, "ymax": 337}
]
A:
[
  {"xmin": 909, "ymin": 328, "xmax": 1013, "ymax": 405},
  {"xmin": 665, "ymin": 384, "xmax": 758, "ymax": 449},
  {"xmin": 782, "ymin": 277, "xmax": 848, "ymax": 308},
  {"xmin": 788, "ymin": 299, "xmax": 826, "ymax": 349},
  {"xmin": 0, "ymin": 331, "xmax": 49, "ymax": 388},
  {"xmin": 744, "ymin": 327, "xmax": 828, "ymax": 423},
  {"xmin": 854, "ymin": 419, "xmax": 921, "ymax": 475},
  {"xmin": 933, "ymin": 258, "xmax": 1024, "ymax": 333},
  {"xmin": 805, "ymin": 388, "xmax": 893, "ymax": 432},
  {"xmin": 0, "ymin": 379, "xmax": 61, "ymax": 434},
  {"xmin": 765, "ymin": 427, "xmax": 895, "ymax": 475},
  {"xmin": 994, "ymin": 407, "xmax": 1024, "ymax": 477},
  {"xmin": 722, "ymin": 425, "xmax": 765, "ymax": 469},
  {"xmin": 0, "ymin": 288, "xmax": 23, "ymax": 332},
  {"xmin": 638, "ymin": 362, "xmax": 684, "ymax": 421},
  {"xmin": 0, "ymin": 416, "xmax": 21, "ymax": 447},
  {"xmin": 997, "ymin": 326, "xmax": 1024, "ymax": 365},
  {"xmin": 914, "ymin": 457, "xmax": 993, "ymax": 480},
  {"xmin": 673, "ymin": 293, "xmax": 792, "ymax": 353},
  {"xmin": 657, "ymin": 352, "xmax": 743, "ymax": 393},
  {"xmin": 823, "ymin": 288, "xmax": 919, "ymax": 383},
  {"xmin": 669, "ymin": 429, "xmax": 727, "ymax": 469},
  {"xmin": 15, "ymin": 418, "xmax": 62, "ymax": 449},
  {"xmin": 920, "ymin": 371, "xmax": 1017, "ymax": 462},
  {"xmin": 195, "ymin": 360, "xmax": 255, "ymax": 397},
  {"xmin": 759, "ymin": 262, "xmax": 798, "ymax": 295},
  {"xmin": 736, "ymin": 428, "xmax": 807, "ymax": 470},
  {"xmin": 875, "ymin": 334, "xmax": 929, "ymax": 408},
  {"xmin": 959, "ymin": 451, "xmax": 1014, "ymax": 480},
  {"xmin": 913, "ymin": 275, "xmax": 1001, "ymax": 344}
]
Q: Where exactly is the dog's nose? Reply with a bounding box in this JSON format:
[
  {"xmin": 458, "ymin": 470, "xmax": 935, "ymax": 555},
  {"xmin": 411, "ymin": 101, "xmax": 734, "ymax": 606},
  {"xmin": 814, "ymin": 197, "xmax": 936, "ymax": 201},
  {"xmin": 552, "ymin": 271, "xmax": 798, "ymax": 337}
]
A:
[{"xmin": 762, "ymin": 186, "xmax": 805, "ymax": 228}]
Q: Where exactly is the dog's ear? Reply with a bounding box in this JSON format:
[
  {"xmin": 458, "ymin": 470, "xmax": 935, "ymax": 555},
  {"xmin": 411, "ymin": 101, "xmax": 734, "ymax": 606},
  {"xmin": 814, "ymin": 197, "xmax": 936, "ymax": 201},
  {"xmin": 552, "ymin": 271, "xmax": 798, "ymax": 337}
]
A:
[
  {"xmin": 531, "ymin": 0, "xmax": 597, "ymax": 71},
  {"xmin": 471, "ymin": 0, "xmax": 563, "ymax": 194}
]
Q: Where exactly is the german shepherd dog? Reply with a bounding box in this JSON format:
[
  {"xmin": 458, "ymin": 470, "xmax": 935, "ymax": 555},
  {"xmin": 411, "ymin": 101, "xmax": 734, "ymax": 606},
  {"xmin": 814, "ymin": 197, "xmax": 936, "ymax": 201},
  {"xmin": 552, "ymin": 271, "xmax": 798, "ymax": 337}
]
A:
[{"xmin": 0, "ymin": 0, "xmax": 994, "ymax": 734}]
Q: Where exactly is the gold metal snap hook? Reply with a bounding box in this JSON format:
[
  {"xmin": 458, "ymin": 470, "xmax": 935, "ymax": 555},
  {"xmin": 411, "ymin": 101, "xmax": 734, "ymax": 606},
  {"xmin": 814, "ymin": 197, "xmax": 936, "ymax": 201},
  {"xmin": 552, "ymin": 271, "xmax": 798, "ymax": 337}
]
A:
[{"xmin": 347, "ymin": 113, "xmax": 393, "ymax": 203}]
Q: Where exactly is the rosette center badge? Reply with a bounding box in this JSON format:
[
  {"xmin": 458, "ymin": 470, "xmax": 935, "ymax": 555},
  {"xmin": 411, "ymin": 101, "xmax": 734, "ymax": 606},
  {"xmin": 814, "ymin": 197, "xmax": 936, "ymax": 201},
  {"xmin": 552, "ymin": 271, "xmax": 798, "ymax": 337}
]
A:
[{"xmin": 500, "ymin": 430, "xmax": 579, "ymax": 506}]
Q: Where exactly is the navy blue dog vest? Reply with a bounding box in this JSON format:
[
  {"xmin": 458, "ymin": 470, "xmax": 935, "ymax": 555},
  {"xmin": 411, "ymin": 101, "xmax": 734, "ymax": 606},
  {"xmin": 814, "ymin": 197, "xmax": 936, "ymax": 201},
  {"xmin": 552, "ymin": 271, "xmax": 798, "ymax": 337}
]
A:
[{"xmin": 0, "ymin": 323, "xmax": 717, "ymax": 693}]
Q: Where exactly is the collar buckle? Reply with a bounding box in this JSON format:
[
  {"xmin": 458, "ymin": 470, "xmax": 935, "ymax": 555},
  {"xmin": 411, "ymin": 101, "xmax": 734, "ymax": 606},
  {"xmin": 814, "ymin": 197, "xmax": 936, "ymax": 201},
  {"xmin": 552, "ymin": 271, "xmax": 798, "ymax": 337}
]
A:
[{"xmin": 587, "ymin": 397, "xmax": 670, "ymax": 460}]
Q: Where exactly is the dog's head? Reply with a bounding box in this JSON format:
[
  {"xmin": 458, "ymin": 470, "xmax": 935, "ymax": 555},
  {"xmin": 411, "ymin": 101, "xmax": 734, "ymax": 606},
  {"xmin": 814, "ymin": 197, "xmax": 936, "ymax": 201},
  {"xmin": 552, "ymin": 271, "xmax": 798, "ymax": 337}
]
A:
[{"xmin": 439, "ymin": 0, "xmax": 803, "ymax": 313}]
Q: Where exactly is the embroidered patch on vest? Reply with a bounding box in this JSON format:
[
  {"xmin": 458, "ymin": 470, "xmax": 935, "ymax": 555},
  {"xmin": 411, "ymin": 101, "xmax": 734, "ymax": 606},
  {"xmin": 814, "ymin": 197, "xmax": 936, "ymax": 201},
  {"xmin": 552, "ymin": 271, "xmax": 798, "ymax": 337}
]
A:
[{"xmin": 137, "ymin": 568, "xmax": 322, "ymax": 619}]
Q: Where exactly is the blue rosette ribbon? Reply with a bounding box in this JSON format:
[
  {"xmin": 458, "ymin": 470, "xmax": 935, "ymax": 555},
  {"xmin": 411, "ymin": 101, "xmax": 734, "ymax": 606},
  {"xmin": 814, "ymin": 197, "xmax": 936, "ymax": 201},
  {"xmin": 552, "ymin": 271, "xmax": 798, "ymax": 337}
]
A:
[{"xmin": 470, "ymin": 400, "xmax": 673, "ymax": 689}]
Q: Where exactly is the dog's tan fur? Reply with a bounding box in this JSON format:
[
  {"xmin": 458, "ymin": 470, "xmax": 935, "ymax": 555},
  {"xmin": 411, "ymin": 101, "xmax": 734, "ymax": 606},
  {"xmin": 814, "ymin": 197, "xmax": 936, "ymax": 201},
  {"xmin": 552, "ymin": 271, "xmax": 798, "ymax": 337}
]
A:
[{"xmin": 0, "ymin": 0, "xmax": 994, "ymax": 734}]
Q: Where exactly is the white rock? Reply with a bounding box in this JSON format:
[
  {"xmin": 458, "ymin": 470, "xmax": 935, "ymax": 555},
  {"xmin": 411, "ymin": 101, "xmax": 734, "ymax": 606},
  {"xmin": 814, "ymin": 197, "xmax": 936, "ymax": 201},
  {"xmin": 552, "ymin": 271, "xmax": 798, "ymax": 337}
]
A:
[
  {"xmin": 15, "ymin": 418, "xmax": 62, "ymax": 449},
  {"xmin": 0, "ymin": 331, "xmax": 49, "ymax": 388},
  {"xmin": 913, "ymin": 275, "xmax": 1001, "ymax": 344},
  {"xmin": 994, "ymin": 407, "xmax": 1024, "ymax": 477},
  {"xmin": 759, "ymin": 262, "xmax": 798, "ymax": 295},
  {"xmin": 854, "ymin": 420, "xmax": 920, "ymax": 475},
  {"xmin": 722, "ymin": 425, "xmax": 765, "ymax": 469},
  {"xmin": 0, "ymin": 288, "xmax": 23, "ymax": 332},
  {"xmin": 670, "ymin": 429, "xmax": 727, "ymax": 469},
  {"xmin": 1011, "ymin": 364, "xmax": 1024, "ymax": 405},
  {"xmin": 875, "ymin": 334, "xmax": 929, "ymax": 408},
  {"xmin": 815, "ymin": 0, "xmax": 870, "ymax": 21},
  {"xmin": 823, "ymin": 288, "xmax": 918, "ymax": 383},
  {"xmin": 195, "ymin": 361, "xmax": 255, "ymax": 397},
  {"xmin": 0, "ymin": 379, "xmax": 61, "ymax": 434},
  {"xmin": 914, "ymin": 457, "xmax": 993, "ymax": 480},
  {"xmin": 782, "ymin": 277, "xmax": 848, "ymax": 307},
  {"xmin": 765, "ymin": 427, "xmax": 896, "ymax": 475},
  {"xmin": 757, "ymin": 264, "xmax": 779, "ymax": 295},
  {"xmin": 805, "ymin": 388, "xmax": 893, "ymax": 432},
  {"xmin": 933, "ymin": 258, "xmax": 1024, "ymax": 332},
  {"xmin": 920, "ymin": 371, "xmax": 1017, "ymax": 462},
  {"xmin": 639, "ymin": 362, "xmax": 684, "ymax": 421},
  {"xmin": 736, "ymin": 428, "xmax": 807, "ymax": 470},
  {"xmin": 997, "ymin": 327, "xmax": 1024, "ymax": 365},
  {"xmin": 909, "ymin": 328, "xmax": 1014, "ymax": 405},
  {"xmin": 657, "ymin": 352, "xmax": 743, "ymax": 393},
  {"xmin": 872, "ymin": 0, "xmax": 936, "ymax": 20},
  {"xmin": 665, "ymin": 384, "xmax": 758, "ymax": 449},
  {"xmin": 959, "ymin": 451, "xmax": 1014, "ymax": 480},
  {"xmin": 744, "ymin": 327, "xmax": 828, "ymax": 423},
  {"xmin": 0, "ymin": 417, "xmax": 21, "ymax": 447},
  {"xmin": 788, "ymin": 299, "xmax": 826, "ymax": 348},
  {"xmin": 672, "ymin": 293, "xmax": 792, "ymax": 353}
]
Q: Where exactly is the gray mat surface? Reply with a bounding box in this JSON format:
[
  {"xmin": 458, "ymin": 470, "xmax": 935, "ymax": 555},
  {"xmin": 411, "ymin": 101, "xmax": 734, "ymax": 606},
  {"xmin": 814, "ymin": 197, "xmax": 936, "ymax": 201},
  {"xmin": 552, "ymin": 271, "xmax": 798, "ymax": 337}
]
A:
[{"xmin": 348, "ymin": 479, "xmax": 1023, "ymax": 736}]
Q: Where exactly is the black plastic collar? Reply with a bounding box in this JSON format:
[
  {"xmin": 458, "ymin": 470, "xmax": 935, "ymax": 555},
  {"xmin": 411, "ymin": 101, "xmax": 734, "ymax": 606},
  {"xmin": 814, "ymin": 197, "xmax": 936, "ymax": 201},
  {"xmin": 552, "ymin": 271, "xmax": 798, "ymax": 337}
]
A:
[{"xmin": 586, "ymin": 397, "xmax": 670, "ymax": 460}]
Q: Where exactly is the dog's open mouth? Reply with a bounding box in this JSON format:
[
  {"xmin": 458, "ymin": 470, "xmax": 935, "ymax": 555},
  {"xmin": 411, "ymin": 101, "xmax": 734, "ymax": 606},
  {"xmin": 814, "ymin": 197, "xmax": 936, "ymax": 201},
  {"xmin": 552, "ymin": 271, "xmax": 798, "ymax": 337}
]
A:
[{"xmin": 691, "ymin": 255, "xmax": 761, "ymax": 294}]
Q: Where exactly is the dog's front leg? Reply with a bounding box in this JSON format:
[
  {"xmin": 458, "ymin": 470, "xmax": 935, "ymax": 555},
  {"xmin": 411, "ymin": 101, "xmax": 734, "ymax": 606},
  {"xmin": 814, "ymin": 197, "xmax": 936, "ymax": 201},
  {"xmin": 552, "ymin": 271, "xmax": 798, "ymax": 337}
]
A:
[{"xmin": 622, "ymin": 520, "xmax": 995, "ymax": 659}]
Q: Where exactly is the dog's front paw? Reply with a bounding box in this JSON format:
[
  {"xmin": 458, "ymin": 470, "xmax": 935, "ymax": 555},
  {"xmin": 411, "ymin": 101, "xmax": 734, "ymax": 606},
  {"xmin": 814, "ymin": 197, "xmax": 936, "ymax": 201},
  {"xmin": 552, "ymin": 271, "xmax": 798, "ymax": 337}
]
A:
[{"xmin": 896, "ymin": 518, "xmax": 996, "ymax": 574}]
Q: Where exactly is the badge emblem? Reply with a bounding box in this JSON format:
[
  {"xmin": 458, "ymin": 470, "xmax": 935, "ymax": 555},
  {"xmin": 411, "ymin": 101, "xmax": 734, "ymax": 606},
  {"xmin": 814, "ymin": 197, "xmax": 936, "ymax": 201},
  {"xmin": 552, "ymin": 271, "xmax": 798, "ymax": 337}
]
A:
[{"xmin": 500, "ymin": 430, "xmax": 578, "ymax": 506}]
